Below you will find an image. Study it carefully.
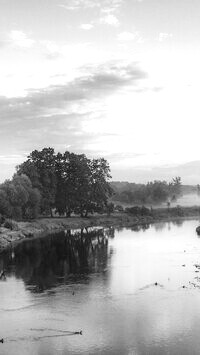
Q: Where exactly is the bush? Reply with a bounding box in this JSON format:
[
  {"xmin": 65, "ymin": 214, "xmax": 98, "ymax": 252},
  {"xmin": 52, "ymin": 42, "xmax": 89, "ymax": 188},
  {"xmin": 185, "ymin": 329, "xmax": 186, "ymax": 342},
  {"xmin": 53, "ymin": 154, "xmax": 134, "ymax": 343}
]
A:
[
  {"xmin": 0, "ymin": 213, "xmax": 5, "ymax": 226},
  {"xmin": 125, "ymin": 205, "xmax": 151, "ymax": 216},
  {"xmin": 114, "ymin": 204, "xmax": 124, "ymax": 212},
  {"xmin": 106, "ymin": 202, "xmax": 114, "ymax": 216},
  {"xmin": 3, "ymin": 219, "xmax": 19, "ymax": 231}
]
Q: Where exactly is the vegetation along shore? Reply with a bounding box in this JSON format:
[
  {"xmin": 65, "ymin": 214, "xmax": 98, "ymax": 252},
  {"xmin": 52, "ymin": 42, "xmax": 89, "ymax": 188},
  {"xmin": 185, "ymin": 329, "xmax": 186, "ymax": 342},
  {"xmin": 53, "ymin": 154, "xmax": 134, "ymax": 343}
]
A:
[
  {"xmin": 1, "ymin": 205, "xmax": 200, "ymax": 251},
  {"xmin": 0, "ymin": 147, "xmax": 199, "ymax": 251}
]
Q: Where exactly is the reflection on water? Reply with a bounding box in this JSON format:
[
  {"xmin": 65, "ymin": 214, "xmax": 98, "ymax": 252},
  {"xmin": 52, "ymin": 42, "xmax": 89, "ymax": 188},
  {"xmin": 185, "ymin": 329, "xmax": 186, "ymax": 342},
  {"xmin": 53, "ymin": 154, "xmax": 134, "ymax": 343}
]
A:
[
  {"xmin": 1, "ymin": 227, "xmax": 114, "ymax": 292},
  {"xmin": 1, "ymin": 220, "xmax": 200, "ymax": 354}
]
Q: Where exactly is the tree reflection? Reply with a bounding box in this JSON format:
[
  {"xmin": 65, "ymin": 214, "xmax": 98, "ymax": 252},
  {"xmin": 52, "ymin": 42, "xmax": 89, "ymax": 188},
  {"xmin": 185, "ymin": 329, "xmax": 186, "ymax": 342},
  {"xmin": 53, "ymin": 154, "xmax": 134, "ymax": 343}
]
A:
[
  {"xmin": 154, "ymin": 222, "xmax": 166, "ymax": 231},
  {"xmin": 172, "ymin": 219, "xmax": 184, "ymax": 227},
  {"xmin": 0, "ymin": 227, "xmax": 114, "ymax": 293},
  {"xmin": 130, "ymin": 224, "xmax": 150, "ymax": 232}
]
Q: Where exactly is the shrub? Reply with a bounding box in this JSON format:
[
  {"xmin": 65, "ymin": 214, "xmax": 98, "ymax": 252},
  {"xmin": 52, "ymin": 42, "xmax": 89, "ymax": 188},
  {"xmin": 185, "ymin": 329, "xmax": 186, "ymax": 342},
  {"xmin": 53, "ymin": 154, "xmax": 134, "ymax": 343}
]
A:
[
  {"xmin": 115, "ymin": 204, "xmax": 124, "ymax": 212},
  {"xmin": 3, "ymin": 219, "xmax": 19, "ymax": 231},
  {"xmin": 125, "ymin": 206, "xmax": 151, "ymax": 216}
]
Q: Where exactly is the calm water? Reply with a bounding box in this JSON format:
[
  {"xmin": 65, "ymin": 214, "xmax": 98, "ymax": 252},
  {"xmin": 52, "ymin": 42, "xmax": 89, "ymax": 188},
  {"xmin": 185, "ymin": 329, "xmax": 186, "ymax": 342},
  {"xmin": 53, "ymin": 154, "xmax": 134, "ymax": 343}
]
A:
[{"xmin": 1, "ymin": 220, "xmax": 200, "ymax": 354}]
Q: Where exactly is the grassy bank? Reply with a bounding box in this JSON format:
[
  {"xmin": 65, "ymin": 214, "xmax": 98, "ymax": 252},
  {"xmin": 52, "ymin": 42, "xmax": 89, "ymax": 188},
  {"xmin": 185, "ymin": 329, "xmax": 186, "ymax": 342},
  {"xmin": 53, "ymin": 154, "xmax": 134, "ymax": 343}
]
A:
[{"xmin": 0, "ymin": 206, "xmax": 200, "ymax": 251}]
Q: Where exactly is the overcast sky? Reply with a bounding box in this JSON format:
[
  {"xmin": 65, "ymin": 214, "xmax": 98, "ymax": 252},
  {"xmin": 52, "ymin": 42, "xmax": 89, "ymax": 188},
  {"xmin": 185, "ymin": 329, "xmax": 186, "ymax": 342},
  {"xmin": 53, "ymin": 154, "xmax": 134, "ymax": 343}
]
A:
[{"xmin": 1, "ymin": 0, "xmax": 200, "ymax": 183}]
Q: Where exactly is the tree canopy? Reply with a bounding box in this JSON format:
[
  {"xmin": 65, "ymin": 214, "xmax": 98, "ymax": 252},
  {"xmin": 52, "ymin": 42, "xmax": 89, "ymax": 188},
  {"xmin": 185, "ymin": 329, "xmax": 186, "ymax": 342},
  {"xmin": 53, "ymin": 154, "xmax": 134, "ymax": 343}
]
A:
[
  {"xmin": 111, "ymin": 177, "xmax": 182, "ymax": 205},
  {"xmin": 17, "ymin": 148, "xmax": 113, "ymax": 218},
  {"xmin": 0, "ymin": 174, "xmax": 41, "ymax": 220}
]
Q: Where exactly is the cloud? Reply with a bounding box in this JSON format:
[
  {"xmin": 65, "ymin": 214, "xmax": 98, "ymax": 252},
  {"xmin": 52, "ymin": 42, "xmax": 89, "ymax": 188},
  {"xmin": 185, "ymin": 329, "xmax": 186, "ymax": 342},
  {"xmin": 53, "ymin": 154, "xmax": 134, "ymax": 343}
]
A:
[
  {"xmin": 0, "ymin": 154, "xmax": 25, "ymax": 164},
  {"xmin": 118, "ymin": 31, "xmax": 142, "ymax": 42},
  {"xmin": 100, "ymin": 14, "xmax": 120, "ymax": 26},
  {"xmin": 59, "ymin": 0, "xmax": 124, "ymax": 12},
  {"xmin": 0, "ymin": 62, "xmax": 147, "ymax": 160},
  {"xmin": 158, "ymin": 32, "xmax": 173, "ymax": 42},
  {"xmin": 80, "ymin": 24, "xmax": 94, "ymax": 30},
  {"xmin": 9, "ymin": 30, "xmax": 35, "ymax": 48},
  {"xmin": 112, "ymin": 160, "xmax": 200, "ymax": 184},
  {"xmin": 59, "ymin": 0, "xmax": 100, "ymax": 10},
  {"xmin": 0, "ymin": 62, "xmax": 147, "ymax": 115},
  {"xmin": 101, "ymin": 151, "xmax": 145, "ymax": 162},
  {"xmin": 0, "ymin": 30, "xmax": 35, "ymax": 50},
  {"xmin": 100, "ymin": 0, "xmax": 123, "ymax": 14}
]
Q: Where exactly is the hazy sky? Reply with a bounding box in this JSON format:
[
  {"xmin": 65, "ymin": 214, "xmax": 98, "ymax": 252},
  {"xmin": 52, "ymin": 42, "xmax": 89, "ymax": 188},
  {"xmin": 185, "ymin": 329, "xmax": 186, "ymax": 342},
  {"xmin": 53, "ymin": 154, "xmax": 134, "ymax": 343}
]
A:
[{"xmin": 1, "ymin": 0, "xmax": 200, "ymax": 183}]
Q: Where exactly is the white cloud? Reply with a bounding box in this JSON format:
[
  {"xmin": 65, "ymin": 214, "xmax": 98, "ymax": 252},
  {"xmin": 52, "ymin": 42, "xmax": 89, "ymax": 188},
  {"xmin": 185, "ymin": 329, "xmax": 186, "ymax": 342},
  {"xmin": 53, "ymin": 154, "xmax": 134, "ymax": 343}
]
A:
[
  {"xmin": 9, "ymin": 30, "xmax": 35, "ymax": 48},
  {"xmin": 100, "ymin": 0, "xmax": 124, "ymax": 14},
  {"xmin": 59, "ymin": 0, "xmax": 100, "ymax": 10},
  {"xmin": 0, "ymin": 154, "xmax": 25, "ymax": 164},
  {"xmin": 158, "ymin": 32, "xmax": 173, "ymax": 42},
  {"xmin": 59, "ymin": 0, "xmax": 123, "ymax": 12},
  {"xmin": 80, "ymin": 24, "xmax": 94, "ymax": 30},
  {"xmin": 100, "ymin": 14, "xmax": 120, "ymax": 26},
  {"xmin": 118, "ymin": 31, "xmax": 142, "ymax": 42}
]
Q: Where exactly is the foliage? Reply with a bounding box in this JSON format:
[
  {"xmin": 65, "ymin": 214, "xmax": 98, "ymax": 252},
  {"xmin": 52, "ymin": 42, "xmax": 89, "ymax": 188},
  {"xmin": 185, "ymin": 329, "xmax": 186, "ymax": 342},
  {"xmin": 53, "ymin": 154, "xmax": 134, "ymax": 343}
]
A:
[
  {"xmin": 3, "ymin": 219, "xmax": 19, "ymax": 231},
  {"xmin": 17, "ymin": 147, "xmax": 113, "ymax": 218},
  {"xmin": 17, "ymin": 148, "xmax": 56, "ymax": 216},
  {"xmin": 105, "ymin": 202, "xmax": 115, "ymax": 216},
  {"xmin": 114, "ymin": 204, "xmax": 124, "ymax": 212},
  {"xmin": 125, "ymin": 206, "xmax": 151, "ymax": 216},
  {"xmin": 0, "ymin": 174, "xmax": 41, "ymax": 220},
  {"xmin": 112, "ymin": 177, "xmax": 182, "ymax": 205}
]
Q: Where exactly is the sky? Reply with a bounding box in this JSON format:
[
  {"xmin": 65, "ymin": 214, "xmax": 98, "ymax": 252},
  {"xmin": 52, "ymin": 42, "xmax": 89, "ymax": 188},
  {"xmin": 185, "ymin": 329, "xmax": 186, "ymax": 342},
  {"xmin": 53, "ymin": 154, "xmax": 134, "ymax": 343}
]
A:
[{"xmin": 0, "ymin": 0, "xmax": 200, "ymax": 184}]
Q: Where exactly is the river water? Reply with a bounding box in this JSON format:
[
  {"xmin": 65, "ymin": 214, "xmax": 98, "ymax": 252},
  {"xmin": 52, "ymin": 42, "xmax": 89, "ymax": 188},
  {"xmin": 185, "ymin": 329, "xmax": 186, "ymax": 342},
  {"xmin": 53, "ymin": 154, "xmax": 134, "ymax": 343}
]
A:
[{"xmin": 1, "ymin": 220, "xmax": 200, "ymax": 354}]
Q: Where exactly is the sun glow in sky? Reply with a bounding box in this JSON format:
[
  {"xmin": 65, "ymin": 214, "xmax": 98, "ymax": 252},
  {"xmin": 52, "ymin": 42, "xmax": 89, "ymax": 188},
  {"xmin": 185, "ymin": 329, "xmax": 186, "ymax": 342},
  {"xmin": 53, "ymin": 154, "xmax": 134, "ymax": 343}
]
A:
[{"xmin": 1, "ymin": 0, "xmax": 200, "ymax": 183}]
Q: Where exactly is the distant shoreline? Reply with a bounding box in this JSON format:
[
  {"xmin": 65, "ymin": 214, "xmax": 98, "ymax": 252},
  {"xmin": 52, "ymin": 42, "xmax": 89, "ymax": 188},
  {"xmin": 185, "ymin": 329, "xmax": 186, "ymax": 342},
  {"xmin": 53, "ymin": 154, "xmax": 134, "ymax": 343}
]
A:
[{"xmin": 0, "ymin": 208, "xmax": 200, "ymax": 252}]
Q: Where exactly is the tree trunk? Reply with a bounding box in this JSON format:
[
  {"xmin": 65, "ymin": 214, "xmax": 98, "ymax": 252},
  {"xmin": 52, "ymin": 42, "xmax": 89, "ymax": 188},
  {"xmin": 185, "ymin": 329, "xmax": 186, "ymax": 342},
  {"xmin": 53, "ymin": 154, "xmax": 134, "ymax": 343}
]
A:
[
  {"xmin": 50, "ymin": 208, "xmax": 53, "ymax": 218},
  {"xmin": 66, "ymin": 209, "xmax": 71, "ymax": 217}
]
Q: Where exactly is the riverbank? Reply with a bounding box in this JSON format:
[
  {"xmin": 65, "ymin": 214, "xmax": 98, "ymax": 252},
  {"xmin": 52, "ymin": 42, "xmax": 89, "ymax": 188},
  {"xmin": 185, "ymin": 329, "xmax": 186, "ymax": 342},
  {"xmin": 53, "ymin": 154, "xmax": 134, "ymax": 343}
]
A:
[
  {"xmin": 0, "ymin": 206, "xmax": 200, "ymax": 251},
  {"xmin": 0, "ymin": 213, "xmax": 150, "ymax": 250}
]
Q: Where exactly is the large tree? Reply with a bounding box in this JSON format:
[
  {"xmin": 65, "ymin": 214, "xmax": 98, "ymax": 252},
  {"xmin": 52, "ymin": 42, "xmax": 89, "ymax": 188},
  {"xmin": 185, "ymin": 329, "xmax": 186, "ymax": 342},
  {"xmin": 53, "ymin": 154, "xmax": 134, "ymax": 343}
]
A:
[
  {"xmin": 17, "ymin": 148, "xmax": 57, "ymax": 215},
  {"xmin": 55, "ymin": 153, "xmax": 113, "ymax": 217},
  {"xmin": 17, "ymin": 147, "xmax": 113, "ymax": 218},
  {"xmin": 0, "ymin": 174, "xmax": 41, "ymax": 219}
]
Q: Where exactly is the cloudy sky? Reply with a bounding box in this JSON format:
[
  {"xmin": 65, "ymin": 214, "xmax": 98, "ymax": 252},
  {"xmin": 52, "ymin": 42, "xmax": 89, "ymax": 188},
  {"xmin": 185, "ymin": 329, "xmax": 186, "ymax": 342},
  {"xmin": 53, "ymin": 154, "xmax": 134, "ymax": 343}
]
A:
[{"xmin": 0, "ymin": 0, "xmax": 200, "ymax": 183}]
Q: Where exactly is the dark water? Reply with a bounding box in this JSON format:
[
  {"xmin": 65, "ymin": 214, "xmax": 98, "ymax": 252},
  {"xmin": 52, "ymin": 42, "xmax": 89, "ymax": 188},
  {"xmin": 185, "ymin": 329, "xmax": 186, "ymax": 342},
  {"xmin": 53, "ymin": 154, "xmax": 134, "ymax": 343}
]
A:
[{"xmin": 1, "ymin": 220, "xmax": 200, "ymax": 354}]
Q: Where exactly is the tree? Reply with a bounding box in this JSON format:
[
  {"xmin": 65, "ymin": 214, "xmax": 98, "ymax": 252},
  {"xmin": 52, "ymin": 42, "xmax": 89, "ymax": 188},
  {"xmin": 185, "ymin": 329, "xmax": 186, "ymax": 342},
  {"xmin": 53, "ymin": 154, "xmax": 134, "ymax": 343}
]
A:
[
  {"xmin": 17, "ymin": 148, "xmax": 57, "ymax": 215},
  {"xmin": 0, "ymin": 174, "xmax": 41, "ymax": 220},
  {"xmin": 146, "ymin": 180, "xmax": 168, "ymax": 203},
  {"xmin": 89, "ymin": 158, "xmax": 113, "ymax": 215},
  {"xmin": 106, "ymin": 202, "xmax": 114, "ymax": 216},
  {"xmin": 16, "ymin": 147, "xmax": 113, "ymax": 218},
  {"xmin": 55, "ymin": 153, "xmax": 113, "ymax": 217},
  {"xmin": 0, "ymin": 189, "xmax": 12, "ymax": 218},
  {"xmin": 169, "ymin": 176, "xmax": 182, "ymax": 198}
]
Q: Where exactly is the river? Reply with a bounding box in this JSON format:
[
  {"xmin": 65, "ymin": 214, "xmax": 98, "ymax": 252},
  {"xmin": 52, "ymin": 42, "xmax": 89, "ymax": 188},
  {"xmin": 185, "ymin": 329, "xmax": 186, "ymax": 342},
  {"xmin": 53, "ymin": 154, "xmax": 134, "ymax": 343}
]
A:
[{"xmin": 1, "ymin": 219, "xmax": 200, "ymax": 354}]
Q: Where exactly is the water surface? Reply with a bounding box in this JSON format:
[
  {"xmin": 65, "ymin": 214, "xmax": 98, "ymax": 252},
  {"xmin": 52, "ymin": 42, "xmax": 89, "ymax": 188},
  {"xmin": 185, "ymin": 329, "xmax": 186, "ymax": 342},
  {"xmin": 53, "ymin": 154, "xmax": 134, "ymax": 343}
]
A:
[{"xmin": 1, "ymin": 220, "xmax": 200, "ymax": 354}]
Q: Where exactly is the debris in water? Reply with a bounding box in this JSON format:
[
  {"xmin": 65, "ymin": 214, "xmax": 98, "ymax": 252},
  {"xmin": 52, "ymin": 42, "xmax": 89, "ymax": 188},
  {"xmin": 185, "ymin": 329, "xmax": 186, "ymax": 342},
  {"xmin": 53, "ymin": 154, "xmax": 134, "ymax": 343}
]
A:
[
  {"xmin": 194, "ymin": 264, "xmax": 200, "ymax": 269},
  {"xmin": 139, "ymin": 282, "xmax": 164, "ymax": 291},
  {"xmin": 30, "ymin": 328, "xmax": 82, "ymax": 335},
  {"xmin": 4, "ymin": 330, "xmax": 83, "ymax": 343}
]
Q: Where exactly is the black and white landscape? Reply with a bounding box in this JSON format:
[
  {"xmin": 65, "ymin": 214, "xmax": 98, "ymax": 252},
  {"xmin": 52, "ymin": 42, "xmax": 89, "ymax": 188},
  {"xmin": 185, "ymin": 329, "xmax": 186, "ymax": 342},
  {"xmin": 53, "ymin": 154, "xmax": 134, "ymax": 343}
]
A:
[{"xmin": 1, "ymin": 1, "xmax": 200, "ymax": 354}]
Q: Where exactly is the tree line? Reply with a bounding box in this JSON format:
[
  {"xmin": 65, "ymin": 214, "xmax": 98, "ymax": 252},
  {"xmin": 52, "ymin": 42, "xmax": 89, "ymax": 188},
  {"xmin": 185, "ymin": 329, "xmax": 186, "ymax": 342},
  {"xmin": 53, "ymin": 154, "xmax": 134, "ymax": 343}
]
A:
[
  {"xmin": 112, "ymin": 177, "xmax": 182, "ymax": 205},
  {"xmin": 0, "ymin": 148, "xmax": 113, "ymax": 220}
]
